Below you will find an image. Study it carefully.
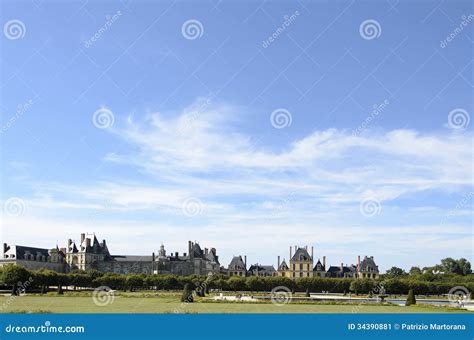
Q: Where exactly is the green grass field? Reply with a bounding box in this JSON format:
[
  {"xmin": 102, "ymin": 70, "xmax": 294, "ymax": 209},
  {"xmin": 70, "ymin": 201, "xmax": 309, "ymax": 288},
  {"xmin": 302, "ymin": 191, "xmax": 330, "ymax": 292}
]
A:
[{"xmin": 0, "ymin": 293, "xmax": 469, "ymax": 314}]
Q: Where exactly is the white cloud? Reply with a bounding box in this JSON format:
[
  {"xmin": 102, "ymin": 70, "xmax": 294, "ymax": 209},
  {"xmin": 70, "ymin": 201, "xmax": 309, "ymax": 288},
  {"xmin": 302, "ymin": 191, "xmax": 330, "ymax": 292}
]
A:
[{"xmin": 2, "ymin": 101, "xmax": 472, "ymax": 270}]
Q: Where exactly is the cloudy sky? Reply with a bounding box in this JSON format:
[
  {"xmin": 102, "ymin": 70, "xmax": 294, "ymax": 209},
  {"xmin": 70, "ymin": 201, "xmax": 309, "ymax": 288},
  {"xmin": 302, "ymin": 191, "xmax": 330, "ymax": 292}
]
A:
[{"xmin": 1, "ymin": 0, "xmax": 472, "ymax": 271}]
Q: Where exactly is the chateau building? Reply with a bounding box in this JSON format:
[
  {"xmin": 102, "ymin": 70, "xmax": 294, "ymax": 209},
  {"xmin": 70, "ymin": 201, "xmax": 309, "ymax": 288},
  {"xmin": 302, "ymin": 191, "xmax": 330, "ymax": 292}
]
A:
[
  {"xmin": 247, "ymin": 264, "xmax": 276, "ymax": 277},
  {"xmin": 277, "ymin": 245, "xmax": 379, "ymax": 280},
  {"xmin": 227, "ymin": 256, "xmax": 247, "ymax": 277},
  {"xmin": 356, "ymin": 255, "xmax": 380, "ymax": 279},
  {"xmin": 0, "ymin": 234, "xmax": 220, "ymax": 276},
  {"xmin": 326, "ymin": 264, "xmax": 357, "ymax": 278},
  {"xmin": 153, "ymin": 241, "xmax": 220, "ymax": 276},
  {"xmin": 277, "ymin": 246, "xmax": 314, "ymax": 278},
  {"xmin": 0, "ymin": 235, "xmax": 379, "ymax": 279}
]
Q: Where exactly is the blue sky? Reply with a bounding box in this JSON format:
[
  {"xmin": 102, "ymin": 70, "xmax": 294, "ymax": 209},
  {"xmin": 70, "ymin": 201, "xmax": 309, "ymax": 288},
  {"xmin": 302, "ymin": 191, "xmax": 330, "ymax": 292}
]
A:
[{"xmin": 1, "ymin": 0, "xmax": 472, "ymax": 271}]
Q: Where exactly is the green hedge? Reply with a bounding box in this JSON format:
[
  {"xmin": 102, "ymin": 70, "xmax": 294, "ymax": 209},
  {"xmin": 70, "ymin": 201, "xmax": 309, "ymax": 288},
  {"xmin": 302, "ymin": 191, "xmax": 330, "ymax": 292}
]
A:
[{"xmin": 0, "ymin": 264, "xmax": 472, "ymax": 295}]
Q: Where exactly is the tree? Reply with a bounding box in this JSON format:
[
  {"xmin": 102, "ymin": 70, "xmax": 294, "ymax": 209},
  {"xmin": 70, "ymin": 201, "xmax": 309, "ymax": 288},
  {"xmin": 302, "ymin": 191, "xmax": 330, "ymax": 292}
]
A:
[
  {"xmin": 95, "ymin": 273, "xmax": 125, "ymax": 290},
  {"xmin": 440, "ymin": 258, "xmax": 462, "ymax": 275},
  {"xmin": 181, "ymin": 283, "xmax": 193, "ymax": 303},
  {"xmin": 385, "ymin": 267, "xmax": 407, "ymax": 277},
  {"xmin": 409, "ymin": 266, "xmax": 422, "ymax": 276},
  {"xmin": 405, "ymin": 289, "xmax": 416, "ymax": 306},
  {"xmin": 246, "ymin": 277, "xmax": 266, "ymax": 292},
  {"xmin": 56, "ymin": 273, "xmax": 69, "ymax": 295},
  {"xmin": 126, "ymin": 274, "xmax": 144, "ymax": 292},
  {"xmin": 350, "ymin": 279, "xmax": 374, "ymax": 295},
  {"xmin": 456, "ymin": 258, "xmax": 472, "ymax": 275},
  {"xmin": 227, "ymin": 276, "xmax": 246, "ymax": 292},
  {"xmin": 1, "ymin": 265, "xmax": 31, "ymax": 296},
  {"xmin": 162, "ymin": 275, "xmax": 179, "ymax": 290}
]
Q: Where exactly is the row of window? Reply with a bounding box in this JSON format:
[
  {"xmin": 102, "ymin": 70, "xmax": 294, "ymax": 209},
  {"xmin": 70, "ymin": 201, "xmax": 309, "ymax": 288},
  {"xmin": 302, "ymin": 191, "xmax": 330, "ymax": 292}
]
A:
[
  {"xmin": 293, "ymin": 263, "xmax": 312, "ymax": 271},
  {"xmin": 4, "ymin": 254, "xmax": 49, "ymax": 261}
]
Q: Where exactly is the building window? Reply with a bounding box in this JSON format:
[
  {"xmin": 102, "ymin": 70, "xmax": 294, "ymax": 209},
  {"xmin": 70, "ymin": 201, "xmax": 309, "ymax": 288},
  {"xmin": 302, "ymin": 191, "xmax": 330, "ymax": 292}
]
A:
[{"xmin": 299, "ymin": 263, "xmax": 303, "ymax": 270}]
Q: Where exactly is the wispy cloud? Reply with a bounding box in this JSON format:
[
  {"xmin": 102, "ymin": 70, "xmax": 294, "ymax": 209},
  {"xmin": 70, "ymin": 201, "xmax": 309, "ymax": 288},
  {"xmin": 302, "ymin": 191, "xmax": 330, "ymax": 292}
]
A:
[{"xmin": 2, "ymin": 101, "xmax": 472, "ymax": 270}]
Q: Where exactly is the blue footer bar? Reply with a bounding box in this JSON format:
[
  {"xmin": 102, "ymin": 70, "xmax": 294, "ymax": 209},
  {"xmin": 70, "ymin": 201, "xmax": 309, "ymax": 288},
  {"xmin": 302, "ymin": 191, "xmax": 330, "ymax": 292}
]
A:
[{"xmin": 0, "ymin": 314, "xmax": 472, "ymax": 339}]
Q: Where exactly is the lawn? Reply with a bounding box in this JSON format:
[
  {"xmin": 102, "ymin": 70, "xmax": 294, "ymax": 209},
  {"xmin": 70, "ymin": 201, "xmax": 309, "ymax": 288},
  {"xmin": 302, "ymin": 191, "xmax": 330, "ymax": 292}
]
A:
[{"xmin": 0, "ymin": 293, "xmax": 469, "ymax": 314}]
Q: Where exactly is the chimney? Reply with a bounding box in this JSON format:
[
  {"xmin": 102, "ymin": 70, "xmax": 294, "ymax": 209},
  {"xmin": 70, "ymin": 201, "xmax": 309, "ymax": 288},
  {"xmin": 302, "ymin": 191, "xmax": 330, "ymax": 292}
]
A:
[
  {"xmin": 3, "ymin": 243, "xmax": 10, "ymax": 254},
  {"xmin": 188, "ymin": 241, "xmax": 192, "ymax": 255},
  {"xmin": 278, "ymin": 255, "xmax": 281, "ymax": 269},
  {"xmin": 340, "ymin": 262, "xmax": 344, "ymax": 272},
  {"xmin": 175, "ymin": 252, "xmax": 179, "ymax": 258},
  {"xmin": 311, "ymin": 246, "xmax": 314, "ymax": 260},
  {"xmin": 205, "ymin": 248, "xmax": 208, "ymax": 255},
  {"xmin": 86, "ymin": 238, "xmax": 91, "ymax": 247},
  {"xmin": 289, "ymin": 246, "xmax": 292, "ymax": 260},
  {"xmin": 295, "ymin": 245, "xmax": 297, "ymax": 252},
  {"xmin": 183, "ymin": 253, "xmax": 187, "ymax": 257},
  {"xmin": 81, "ymin": 233, "xmax": 85, "ymax": 243},
  {"xmin": 323, "ymin": 256, "xmax": 326, "ymax": 268},
  {"xmin": 358, "ymin": 255, "xmax": 361, "ymax": 272},
  {"xmin": 102, "ymin": 239, "xmax": 107, "ymax": 247},
  {"xmin": 152, "ymin": 252, "xmax": 155, "ymax": 261},
  {"xmin": 244, "ymin": 255, "xmax": 247, "ymax": 269}
]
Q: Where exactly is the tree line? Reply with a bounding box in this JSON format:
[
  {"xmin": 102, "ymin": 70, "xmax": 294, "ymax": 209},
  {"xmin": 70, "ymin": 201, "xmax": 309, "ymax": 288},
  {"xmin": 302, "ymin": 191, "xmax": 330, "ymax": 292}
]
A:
[{"xmin": 1, "ymin": 264, "xmax": 472, "ymax": 296}]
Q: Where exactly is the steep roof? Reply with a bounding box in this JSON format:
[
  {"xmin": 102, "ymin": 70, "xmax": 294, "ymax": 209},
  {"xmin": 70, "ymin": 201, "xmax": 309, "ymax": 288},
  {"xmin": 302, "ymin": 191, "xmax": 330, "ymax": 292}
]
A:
[
  {"xmin": 313, "ymin": 259, "xmax": 325, "ymax": 271},
  {"xmin": 228, "ymin": 256, "xmax": 246, "ymax": 270},
  {"xmin": 192, "ymin": 243, "xmax": 203, "ymax": 257},
  {"xmin": 69, "ymin": 242, "xmax": 79, "ymax": 253},
  {"xmin": 359, "ymin": 256, "xmax": 379, "ymax": 273},
  {"xmin": 248, "ymin": 264, "xmax": 276, "ymax": 275},
  {"xmin": 291, "ymin": 247, "xmax": 312, "ymax": 262},
  {"xmin": 5, "ymin": 245, "xmax": 49, "ymax": 260},
  {"xmin": 112, "ymin": 255, "xmax": 153, "ymax": 262},
  {"xmin": 278, "ymin": 259, "xmax": 289, "ymax": 270},
  {"xmin": 206, "ymin": 249, "xmax": 219, "ymax": 265}
]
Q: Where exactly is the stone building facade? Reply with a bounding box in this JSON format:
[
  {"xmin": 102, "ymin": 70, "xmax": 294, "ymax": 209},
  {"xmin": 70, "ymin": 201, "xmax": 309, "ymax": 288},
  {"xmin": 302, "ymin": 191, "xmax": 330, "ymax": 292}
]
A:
[
  {"xmin": 0, "ymin": 234, "xmax": 220, "ymax": 276},
  {"xmin": 276, "ymin": 245, "xmax": 379, "ymax": 280},
  {"xmin": 1, "ymin": 236, "xmax": 379, "ymax": 279}
]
